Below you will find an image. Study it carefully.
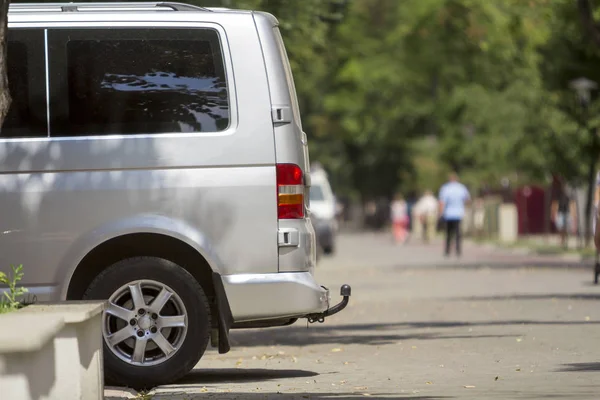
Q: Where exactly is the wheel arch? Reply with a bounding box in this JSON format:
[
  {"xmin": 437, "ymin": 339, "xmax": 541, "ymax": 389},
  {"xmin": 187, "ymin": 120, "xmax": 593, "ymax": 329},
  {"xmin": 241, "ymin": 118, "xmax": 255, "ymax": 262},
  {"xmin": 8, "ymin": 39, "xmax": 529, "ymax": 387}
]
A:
[
  {"xmin": 56, "ymin": 214, "xmax": 223, "ymax": 301},
  {"xmin": 66, "ymin": 232, "xmax": 216, "ymax": 304}
]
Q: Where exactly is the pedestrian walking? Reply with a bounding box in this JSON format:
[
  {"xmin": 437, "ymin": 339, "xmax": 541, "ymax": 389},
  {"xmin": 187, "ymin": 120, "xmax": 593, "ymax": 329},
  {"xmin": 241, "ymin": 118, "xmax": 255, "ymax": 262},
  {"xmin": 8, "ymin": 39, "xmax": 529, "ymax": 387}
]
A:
[
  {"xmin": 438, "ymin": 172, "xmax": 471, "ymax": 257},
  {"xmin": 472, "ymin": 197, "xmax": 486, "ymax": 239},
  {"xmin": 413, "ymin": 190, "xmax": 438, "ymax": 243},
  {"xmin": 551, "ymin": 184, "xmax": 576, "ymax": 249},
  {"xmin": 390, "ymin": 193, "xmax": 409, "ymax": 244},
  {"xmin": 594, "ymin": 171, "xmax": 600, "ymax": 283}
]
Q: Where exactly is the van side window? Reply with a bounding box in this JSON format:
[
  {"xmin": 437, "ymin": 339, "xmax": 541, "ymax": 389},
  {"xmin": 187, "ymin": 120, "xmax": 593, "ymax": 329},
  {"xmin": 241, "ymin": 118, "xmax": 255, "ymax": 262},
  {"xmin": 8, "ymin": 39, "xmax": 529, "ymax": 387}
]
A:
[
  {"xmin": 2, "ymin": 29, "xmax": 47, "ymax": 138},
  {"xmin": 48, "ymin": 28, "xmax": 229, "ymax": 137}
]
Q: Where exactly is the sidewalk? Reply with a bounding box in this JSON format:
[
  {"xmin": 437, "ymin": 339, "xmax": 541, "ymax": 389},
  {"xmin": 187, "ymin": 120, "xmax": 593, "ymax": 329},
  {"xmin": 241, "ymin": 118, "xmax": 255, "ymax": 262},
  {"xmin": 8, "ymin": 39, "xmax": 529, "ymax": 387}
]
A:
[
  {"xmin": 106, "ymin": 232, "xmax": 600, "ymax": 400},
  {"xmin": 318, "ymin": 231, "xmax": 594, "ymax": 272},
  {"xmin": 476, "ymin": 234, "xmax": 597, "ymax": 263}
]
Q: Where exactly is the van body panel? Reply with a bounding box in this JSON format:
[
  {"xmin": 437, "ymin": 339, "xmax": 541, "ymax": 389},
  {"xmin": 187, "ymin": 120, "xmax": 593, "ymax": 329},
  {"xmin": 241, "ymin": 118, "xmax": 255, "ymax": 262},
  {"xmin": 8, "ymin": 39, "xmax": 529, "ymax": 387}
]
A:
[{"xmin": 0, "ymin": 16, "xmax": 280, "ymax": 301}]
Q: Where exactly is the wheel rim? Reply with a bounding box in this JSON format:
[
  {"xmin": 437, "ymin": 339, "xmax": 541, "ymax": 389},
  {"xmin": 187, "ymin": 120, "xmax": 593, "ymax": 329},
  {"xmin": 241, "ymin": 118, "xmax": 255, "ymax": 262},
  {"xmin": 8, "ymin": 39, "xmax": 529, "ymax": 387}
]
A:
[{"xmin": 102, "ymin": 279, "xmax": 188, "ymax": 367}]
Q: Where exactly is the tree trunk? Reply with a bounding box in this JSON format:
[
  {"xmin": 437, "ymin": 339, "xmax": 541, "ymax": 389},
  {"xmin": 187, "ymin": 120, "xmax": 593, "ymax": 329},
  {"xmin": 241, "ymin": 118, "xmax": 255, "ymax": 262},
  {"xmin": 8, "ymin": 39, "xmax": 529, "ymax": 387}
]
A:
[
  {"xmin": 585, "ymin": 153, "xmax": 598, "ymax": 247},
  {"xmin": 0, "ymin": 0, "xmax": 10, "ymax": 127},
  {"xmin": 578, "ymin": 0, "xmax": 600, "ymax": 47}
]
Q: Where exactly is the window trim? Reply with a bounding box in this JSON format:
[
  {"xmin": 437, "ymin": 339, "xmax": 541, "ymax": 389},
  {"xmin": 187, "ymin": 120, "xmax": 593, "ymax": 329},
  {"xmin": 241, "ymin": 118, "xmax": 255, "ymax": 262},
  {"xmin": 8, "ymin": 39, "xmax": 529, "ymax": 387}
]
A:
[{"xmin": 45, "ymin": 22, "xmax": 237, "ymax": 141}]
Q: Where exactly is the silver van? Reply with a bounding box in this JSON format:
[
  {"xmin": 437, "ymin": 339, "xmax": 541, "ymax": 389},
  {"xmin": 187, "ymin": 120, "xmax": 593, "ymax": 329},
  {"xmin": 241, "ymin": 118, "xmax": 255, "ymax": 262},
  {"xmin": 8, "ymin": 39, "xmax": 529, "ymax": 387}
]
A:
[{"xmin": 1, "ymin": 2, "xmax": 350, "ymax": 389}]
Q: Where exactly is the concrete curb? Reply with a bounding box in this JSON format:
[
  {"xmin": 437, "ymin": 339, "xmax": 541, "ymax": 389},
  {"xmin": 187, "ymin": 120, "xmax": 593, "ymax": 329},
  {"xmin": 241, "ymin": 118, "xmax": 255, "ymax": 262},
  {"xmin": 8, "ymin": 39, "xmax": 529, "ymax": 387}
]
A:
[{"xmin": 0, "ymin": 300, "xmax": 107, "ymax": 400}]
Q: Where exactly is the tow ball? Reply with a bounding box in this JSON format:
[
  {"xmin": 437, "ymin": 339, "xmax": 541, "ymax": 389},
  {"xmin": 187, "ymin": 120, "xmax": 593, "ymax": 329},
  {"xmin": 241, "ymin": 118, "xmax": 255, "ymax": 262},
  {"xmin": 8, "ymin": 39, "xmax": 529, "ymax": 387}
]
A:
[{"xmin": 307, "ymin": 284, "xmax": 351, "ymax": 324}]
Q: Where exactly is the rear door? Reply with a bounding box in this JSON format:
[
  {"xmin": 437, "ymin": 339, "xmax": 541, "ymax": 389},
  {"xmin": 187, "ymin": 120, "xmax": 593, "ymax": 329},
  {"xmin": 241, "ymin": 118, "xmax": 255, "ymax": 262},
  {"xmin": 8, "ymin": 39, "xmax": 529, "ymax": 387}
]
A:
[{"xmin": 253, "ymin": 12, "xmax": 316, "ymax": 273}]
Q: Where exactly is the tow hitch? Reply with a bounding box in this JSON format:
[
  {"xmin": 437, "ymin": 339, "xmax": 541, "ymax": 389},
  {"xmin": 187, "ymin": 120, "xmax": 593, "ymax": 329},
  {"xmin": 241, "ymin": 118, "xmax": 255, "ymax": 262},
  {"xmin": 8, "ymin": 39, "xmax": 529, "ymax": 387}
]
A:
[{"xmin": 307, "ymin": 284, "xmax": 351, "ymax": 323}]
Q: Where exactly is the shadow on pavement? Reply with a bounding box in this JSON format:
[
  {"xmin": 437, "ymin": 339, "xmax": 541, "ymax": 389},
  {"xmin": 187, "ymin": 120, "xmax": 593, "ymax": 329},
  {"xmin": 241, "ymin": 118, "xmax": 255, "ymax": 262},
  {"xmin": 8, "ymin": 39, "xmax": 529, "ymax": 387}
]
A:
[
  {"xmin": 230, "ymin": 319, "xmax": 599, "ymax": 347},
  {"xmin": 172, "ymin": 368, "xmax": 318, "ymax": 385},
  {"xmin": 557, "ymin": 363, "xmax": 600, "ymax": 372},
  {"xmin": 451, "ymin": 293, "xmax": 600, "ymax": 301},
  {"xmin": 230, "ymin": 324, "xmax": 517, "ymax": 347},
  {"xmin": 153, "ymin": 393, "xmax": 452, "ymax": 399}
]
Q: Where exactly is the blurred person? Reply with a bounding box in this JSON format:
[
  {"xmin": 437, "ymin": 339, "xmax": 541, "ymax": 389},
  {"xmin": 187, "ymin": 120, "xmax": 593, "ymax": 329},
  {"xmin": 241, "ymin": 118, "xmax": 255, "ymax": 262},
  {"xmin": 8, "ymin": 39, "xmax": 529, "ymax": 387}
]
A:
[
  {"xmin": 551, "ymin": 184, "xmax": 576, "ymax": 248},
  {"xmin": 438, "ymin": 172, "xmax": 471, "ymax": 257},
  {"xmin": 390, "ymin": 193, "xmax": 409, "ymax": 244},
  {"xmin": 594, "ymin": 171, "xmax": 600, "ymax": 234},
  {"xmin": 472, "ymin": 197, "xmax": 486, "ymax": 238},
  {"xmin": 594, "ymin": 173, "xmax": 600, "ymax": 283},
  {"xmin": 413, "ymin": 189, "xmax": 438, "ymax": 243},
  {"xmin": 364, "ymin": 200, "xmax": 377, "ymax": 230}
]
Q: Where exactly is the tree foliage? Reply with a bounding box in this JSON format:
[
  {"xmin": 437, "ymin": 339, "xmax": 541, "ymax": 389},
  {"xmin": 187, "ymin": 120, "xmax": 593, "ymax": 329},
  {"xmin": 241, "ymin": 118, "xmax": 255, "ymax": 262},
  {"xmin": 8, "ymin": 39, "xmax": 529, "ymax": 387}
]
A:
[{"xmin": 203, "ymin": 0, "xmax": 600, "ymax": 200}]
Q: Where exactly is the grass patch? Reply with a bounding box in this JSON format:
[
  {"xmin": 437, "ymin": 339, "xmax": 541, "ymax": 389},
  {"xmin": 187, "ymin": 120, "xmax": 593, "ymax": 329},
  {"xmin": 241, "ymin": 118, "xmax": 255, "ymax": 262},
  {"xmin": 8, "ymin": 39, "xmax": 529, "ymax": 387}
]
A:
[
  {"xmin": 0, "ymin": 265, "xmax": 28, "ymax": 314},
  {"xmin": 134, "ymin": 391, "xmax": 154, "ymax": 400}
]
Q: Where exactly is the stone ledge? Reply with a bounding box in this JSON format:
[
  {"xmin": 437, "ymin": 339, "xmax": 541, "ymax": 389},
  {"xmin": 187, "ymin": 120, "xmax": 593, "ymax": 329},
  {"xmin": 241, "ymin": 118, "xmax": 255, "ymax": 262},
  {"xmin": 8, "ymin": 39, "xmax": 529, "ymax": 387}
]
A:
[
  {"xmin": 19, "ymin": 300, "xmax": 105, "ymax": 323},
  {"xmin": 0, "ymin": 314, "xmax": 65, "ymax": 353}
]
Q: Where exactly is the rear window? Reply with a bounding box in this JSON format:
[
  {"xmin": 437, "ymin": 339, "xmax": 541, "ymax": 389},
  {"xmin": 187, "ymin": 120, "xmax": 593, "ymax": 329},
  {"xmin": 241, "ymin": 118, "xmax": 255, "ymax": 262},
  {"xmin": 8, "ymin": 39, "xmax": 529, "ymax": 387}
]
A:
[
  {"xmin": 273, "ymin": 27, "xmax": 301, "ymax": 125},
  {"xmin": 49, "ymin": 28, "xmax": 229, "ymax": 137},
  {"xmin": 310, "ymin": 185, "xmax": 325, "ymax": 202}
]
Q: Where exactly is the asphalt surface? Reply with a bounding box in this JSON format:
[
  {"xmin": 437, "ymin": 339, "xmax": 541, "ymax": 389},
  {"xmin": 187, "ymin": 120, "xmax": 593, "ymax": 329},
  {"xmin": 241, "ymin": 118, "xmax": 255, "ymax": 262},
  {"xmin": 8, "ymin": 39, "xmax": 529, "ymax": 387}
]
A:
[{"xmin": 106, "ymin": 232, "xmax": 600, "ymax": 399}]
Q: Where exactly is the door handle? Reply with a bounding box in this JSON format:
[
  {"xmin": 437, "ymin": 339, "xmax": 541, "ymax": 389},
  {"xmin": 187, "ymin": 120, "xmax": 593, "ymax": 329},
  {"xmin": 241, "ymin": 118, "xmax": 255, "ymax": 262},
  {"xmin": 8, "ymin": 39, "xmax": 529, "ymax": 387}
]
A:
[{"xmin": 278, "ymin": 228, "xmax": 299, "ymax": 247}]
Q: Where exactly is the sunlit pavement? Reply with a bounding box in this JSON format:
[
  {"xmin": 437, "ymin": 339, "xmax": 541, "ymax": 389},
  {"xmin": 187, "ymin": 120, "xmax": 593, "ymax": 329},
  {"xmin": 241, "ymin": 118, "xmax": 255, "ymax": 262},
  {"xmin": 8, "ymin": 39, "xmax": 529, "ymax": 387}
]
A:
[{"xmin": 106, "ymin": 232, "xmax": 600, "ymax": 399}]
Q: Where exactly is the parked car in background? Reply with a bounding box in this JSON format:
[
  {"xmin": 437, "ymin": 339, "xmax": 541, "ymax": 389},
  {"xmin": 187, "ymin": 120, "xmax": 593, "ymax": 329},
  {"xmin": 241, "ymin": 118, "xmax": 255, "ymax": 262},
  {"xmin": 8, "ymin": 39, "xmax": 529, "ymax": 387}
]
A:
[
  {"xmin": 310, "ymin": 164, "xmax": 337, "ymax": 255},
  {"xmin": 0, "ymin": 2, "xmax": 350, "ymax": 389}
]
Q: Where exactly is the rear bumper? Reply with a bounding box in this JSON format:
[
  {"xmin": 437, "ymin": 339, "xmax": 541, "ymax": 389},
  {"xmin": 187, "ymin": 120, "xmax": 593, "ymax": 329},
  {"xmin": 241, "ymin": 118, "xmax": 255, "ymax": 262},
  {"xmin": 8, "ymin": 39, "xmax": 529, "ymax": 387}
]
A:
[{"xmin": 222, "ymin": 272, "xmax": 330, "ymax": 322}]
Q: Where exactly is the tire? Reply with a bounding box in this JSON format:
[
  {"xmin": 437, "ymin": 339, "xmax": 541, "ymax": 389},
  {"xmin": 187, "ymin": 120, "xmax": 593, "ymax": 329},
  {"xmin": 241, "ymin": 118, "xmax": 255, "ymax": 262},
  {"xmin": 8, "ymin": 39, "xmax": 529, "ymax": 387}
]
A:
[
  {"xmin": 323, "ymin": 245, "xmax": 335, "ymax": 255},
  {"xmin": 83, "ymin": 257, "xmax": 211, "ymax": 390}
]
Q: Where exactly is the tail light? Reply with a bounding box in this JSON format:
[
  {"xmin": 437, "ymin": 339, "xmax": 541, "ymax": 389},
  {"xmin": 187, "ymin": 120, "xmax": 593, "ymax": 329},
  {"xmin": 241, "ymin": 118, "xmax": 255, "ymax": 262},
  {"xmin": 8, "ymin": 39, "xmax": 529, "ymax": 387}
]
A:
[{"xmin": 277, "ymin": 163, "xmax": 304, "ymax": 219}]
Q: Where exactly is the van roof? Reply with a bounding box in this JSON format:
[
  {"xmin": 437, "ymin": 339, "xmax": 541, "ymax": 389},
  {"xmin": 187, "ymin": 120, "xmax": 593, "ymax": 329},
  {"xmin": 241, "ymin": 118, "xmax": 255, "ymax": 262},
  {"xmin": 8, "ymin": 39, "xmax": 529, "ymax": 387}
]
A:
[{"xmin": 8, "ymin": 2, "xmax": 249, "ymax": 14}]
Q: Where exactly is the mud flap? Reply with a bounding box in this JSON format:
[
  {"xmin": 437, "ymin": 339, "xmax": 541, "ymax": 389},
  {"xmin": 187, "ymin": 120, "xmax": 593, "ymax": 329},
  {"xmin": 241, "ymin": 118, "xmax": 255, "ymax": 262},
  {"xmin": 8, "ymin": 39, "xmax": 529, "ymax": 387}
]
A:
[{"xmin": 212, "ymin": 272, "xmax": 233, "ymax": 354}]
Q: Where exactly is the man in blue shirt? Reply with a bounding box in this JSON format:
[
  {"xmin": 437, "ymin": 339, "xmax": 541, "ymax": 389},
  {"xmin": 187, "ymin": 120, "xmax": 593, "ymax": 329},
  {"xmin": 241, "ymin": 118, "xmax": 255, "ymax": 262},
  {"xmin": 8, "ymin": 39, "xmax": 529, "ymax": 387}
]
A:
[{"xmin": 438, "ymin": 172, "xmax": 471, "ymax": 257}]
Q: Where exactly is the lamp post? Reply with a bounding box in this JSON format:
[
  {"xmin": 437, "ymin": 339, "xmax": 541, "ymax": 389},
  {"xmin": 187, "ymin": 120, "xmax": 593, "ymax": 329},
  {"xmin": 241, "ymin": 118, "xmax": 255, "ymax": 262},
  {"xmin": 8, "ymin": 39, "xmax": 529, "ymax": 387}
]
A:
[
  {"xmin": 569, "ymin": 77, "xmax": 597, "ymax": 247},
  {"xmin": 569, "ymin": 77, "xmax": 597, "ymax": 107}
]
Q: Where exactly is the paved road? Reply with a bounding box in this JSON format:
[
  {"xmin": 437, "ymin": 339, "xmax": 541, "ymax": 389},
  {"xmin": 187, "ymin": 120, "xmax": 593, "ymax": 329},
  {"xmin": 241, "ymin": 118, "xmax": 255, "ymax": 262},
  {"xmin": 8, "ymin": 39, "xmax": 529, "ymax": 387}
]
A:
[{"xmin": 106, "ymin": 233, "xmax": 600, "ymax": 399}]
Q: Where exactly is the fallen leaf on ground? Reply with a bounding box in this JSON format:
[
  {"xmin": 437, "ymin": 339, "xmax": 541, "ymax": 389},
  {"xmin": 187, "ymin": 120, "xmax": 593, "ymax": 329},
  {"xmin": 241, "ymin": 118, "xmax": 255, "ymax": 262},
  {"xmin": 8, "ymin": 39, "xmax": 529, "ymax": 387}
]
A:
[
  {"xmin": 331, "ymin": 348, "xmax": 343, "ymax": 352},
  {"xmin": 363, "ymin": 394, "xmax": 372, "ymax": 397},
  {"xmin": 426, "ymin": 381, "xmax": 433, "ymax": 385},
  {"xmin": 516, "ymin": 368, "xmax": 521, "ymax": 372},
  {"xmin": 585, "ymin": 316, "xmax": 591, "ymax": 321},
  {"xmin": 516, "ymin": 338, "xmax": 523, "ymax": 342},
  {"xmin": 495, "ymin": 376, "xmax": 499, "ymax": 381},
  {"xmin": 464, "ymin": 385, "xmax": 476, "ymax": 389}
]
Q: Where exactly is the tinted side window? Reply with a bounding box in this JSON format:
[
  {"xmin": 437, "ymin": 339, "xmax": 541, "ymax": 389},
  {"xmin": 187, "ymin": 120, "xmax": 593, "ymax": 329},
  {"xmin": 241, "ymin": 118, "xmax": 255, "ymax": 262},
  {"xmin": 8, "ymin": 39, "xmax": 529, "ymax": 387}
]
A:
[
  {"xmin": 49, "ymin": 28, "xmax": 229, "ymax": 137},
  {"xmin": 2, "ymin": 29, "xmax": 47, "ymax": 138}
]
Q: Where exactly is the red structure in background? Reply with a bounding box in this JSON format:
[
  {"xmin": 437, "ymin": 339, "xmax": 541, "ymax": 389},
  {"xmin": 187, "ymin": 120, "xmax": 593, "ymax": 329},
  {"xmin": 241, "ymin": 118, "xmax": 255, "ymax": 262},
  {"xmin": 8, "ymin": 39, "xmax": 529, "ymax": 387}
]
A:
[{"xmin": 514, "ymin": 185, "xmax": 548, "ymax": 235}]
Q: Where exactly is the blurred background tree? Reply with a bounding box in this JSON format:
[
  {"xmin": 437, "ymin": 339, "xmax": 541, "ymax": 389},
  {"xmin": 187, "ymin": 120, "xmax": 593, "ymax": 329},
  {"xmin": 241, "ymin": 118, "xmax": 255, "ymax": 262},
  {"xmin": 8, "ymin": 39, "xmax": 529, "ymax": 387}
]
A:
[{"xmin": 197, "ymin": 0, "xmax": 600, "ymax": 207}]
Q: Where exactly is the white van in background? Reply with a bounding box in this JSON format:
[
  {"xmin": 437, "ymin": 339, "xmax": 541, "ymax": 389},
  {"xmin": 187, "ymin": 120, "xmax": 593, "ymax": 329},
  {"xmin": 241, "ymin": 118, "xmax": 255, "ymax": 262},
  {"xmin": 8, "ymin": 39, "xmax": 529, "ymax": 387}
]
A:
[{"xmin": 309, "ymin": 163, "xmax": 337, "ymax": 255}]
